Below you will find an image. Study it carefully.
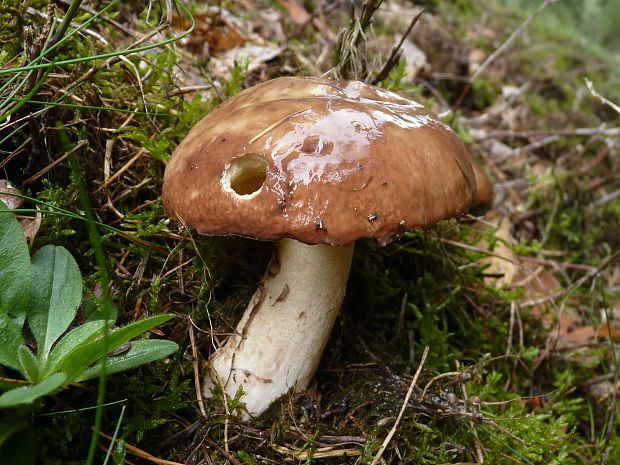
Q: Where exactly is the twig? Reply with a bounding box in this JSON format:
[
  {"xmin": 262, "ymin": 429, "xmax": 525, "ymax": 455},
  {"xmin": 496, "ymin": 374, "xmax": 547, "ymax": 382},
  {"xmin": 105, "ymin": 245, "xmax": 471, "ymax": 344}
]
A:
[
  {"xmin": 168, "ymin": 85, "xmax": 213, "ymax": 97},
  {"xmin": 249, "ymin": 109, "xmax": 309, "ymax": 144},
  {"xmin": 372, "ymin": 9, "xmax": 424, "ymax": 85},
  {"xmin": 455, "ymin": 0, "xmax": 559, "ymax": 107},
  {"xmin": 602, "ymin": 296, "xmax": 619, "ymax": 447},
  {"xmin": 420, "ymin": 371, "xmax": 462, "ymax": 399},
  {"xmin": 272, "ymin": 444, "xmax": 362, "ymax": 459},
  {"xmin": 506, "ymin": 301, "xmax": 516, "ymax": 356},
  {"xmin": 370, "ymin": 346, "xmax": 429, "ymax": 465},
  {"xmin": 26, "ymin": 6, "xmax": 107, "ymax": 45},
  {"xmin": 493, "ymin": 135, "xmax": 560, "ymax": 164},
  {"xmin": 470, "ymin": 0, "xmax": 560, "ymax": 83},
  {"xmin": 188, "ymin": 319, "xmax": 208, "ymax": 418},
  {"xmin": 585, "ymin": 78, "xmax": 620, "ymax": 115},
  {"xmin": 476, "ymin": 126, "xmax": 619, "ymax": 140},
  {"xmin": 522, "ymin": 249, "xmax": 620, "ymax": 308},
  {"xmin": 517, "ymin": 255, "xmax": 596, "ymax": 272},
  {"xmin": 93, "ymin": 135, "xmax": 155, "ymax": 193},
  {"xmin": 458, "ymin": 361, "xmax": 484, "ymax": 464},
  {"xmin": 96, "ymin": 430, "xmax": 185, "ymax": 465},
  {"xmin": 57, "ymin": 0, "xmax": 139, "ymax": 38},
  {"xmin": 589, "ymin": 189, "xmax": 620, "ymax": 209},
  {"xmin": 22, "ymin": 140, "xmax": 87, "ymax": 185}
]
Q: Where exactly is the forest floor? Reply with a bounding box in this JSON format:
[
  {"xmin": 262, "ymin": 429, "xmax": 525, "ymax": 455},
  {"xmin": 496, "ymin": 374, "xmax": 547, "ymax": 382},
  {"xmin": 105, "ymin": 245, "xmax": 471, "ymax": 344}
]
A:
[{"xmin": 1, "ymin": 0, "xmax": 619, "ymax": 464}]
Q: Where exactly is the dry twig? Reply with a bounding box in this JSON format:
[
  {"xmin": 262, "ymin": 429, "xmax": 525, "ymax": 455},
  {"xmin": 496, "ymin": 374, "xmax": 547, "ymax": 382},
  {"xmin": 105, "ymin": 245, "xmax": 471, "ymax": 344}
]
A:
[{"xmin": 370, "ymin": 346, "xmax": 429, "ymax": 465}]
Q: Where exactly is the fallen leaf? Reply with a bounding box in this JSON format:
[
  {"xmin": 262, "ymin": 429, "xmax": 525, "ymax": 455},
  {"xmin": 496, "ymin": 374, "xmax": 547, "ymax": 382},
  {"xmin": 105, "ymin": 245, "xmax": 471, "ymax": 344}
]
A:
[
  {"xmin": 0, "ymin": 179, "xmax": 23, "ymax": 209},
  {"xmin": 556, "ymin": 325, "xmax": 596, "ymax": 349},
  {"xmin": 275, "ymin": 0, "xmax": 336, "ymax": 43},
  {"xmin": 173, "ymin": 7, "xmax": 249, "ymax": 56},
  {"xmin": 595, "ymin": 323, "xmax": 620, "ymax": 342},
  {"xmin": 19, "ymin": 206, "xmax": 42, "ymax": 245},
  {"xmin": 209, "ymin": 40, "xmax": 283, "ymax": 79},
  {"xmin": 0, "ymin": 180, "xmax": 42, "ymax": 244},
  {"xmin": 276, "ymin": 0, "xmax": 311, "ymax": 25},
  {"xmin": 476, "ymin": 210, "xmax": 517, "ymax": 287}
]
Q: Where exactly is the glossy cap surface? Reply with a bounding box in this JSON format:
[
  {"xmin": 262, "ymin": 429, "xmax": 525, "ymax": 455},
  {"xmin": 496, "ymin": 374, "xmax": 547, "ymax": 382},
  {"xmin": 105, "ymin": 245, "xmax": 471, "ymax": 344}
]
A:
[{"xmin": 162, "ymin": 76, "xmax": 476, "ymax": 246}]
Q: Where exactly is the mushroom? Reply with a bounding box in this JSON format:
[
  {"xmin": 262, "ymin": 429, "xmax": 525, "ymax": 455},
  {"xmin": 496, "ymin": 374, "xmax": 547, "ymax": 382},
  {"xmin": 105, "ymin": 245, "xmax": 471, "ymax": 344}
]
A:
[
  {"xmin": 469, "ymin": 157, "xmax": 493, "ymax": 205},
  {"xmin": 162, "ymin": 76, "xmax": 476, "ymax": 417}
]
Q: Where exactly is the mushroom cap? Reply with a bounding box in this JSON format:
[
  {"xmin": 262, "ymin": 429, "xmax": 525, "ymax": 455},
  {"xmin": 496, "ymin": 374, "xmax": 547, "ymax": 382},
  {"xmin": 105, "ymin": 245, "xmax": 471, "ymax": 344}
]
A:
[
  {"xmin": 470, "ymin": 156, "xmax": 493, "ymax": 205},
  {"xmin": 162, "ymin": 76, "xmax": 476, "ymax": 246}
]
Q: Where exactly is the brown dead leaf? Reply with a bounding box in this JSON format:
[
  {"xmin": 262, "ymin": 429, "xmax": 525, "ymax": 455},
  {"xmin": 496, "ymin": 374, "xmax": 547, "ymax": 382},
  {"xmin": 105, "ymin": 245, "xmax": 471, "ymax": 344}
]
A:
[
  {"xmin": 512, "ymin": 260, "xmax": 563, "ymax": 329},
  {"xmin": 556, "ymin": 325, "xmax": 596, "ymax": 349},
  {"xmin": 209, "ymin": 40, "xmax": 283, "ymax": 79},
  {"xmin": 0, "ymin": 180, "xmax": 42, "ymax": 244},
  {"xmin": 173, "ymin": 7, "xmax": 249, "ymax": 56},
  {"xmin": 596, "ymin": 323, "xmax": 620, "ymax": 342},
  {"xmin": 19, "ymin": 206, "xmax": 42, "ymax": 245},
  {"xmin": 476, "ymin": 210, "xmax": 518, "ymax": 287},
  {"xmin": 0, "ymin": 180, "xmax": 23, "ymax": 209},
  {"xmin": 276, "ymin": 0, "xmax": 311, "ymax": 25},
  {"xmin": 555, "ymin": 322, "xmax": 620, "ymax": 351},
  {"xmin": 173, "ymin": 6, "xmax": 283, "ymax": 79}
]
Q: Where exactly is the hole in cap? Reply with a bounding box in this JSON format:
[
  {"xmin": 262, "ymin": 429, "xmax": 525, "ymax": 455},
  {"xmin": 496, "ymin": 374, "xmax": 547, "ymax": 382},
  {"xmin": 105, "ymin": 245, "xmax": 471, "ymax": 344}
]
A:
[{"xmin": 223, "ymin": 154, "xmax": 268, "ymax": 197}]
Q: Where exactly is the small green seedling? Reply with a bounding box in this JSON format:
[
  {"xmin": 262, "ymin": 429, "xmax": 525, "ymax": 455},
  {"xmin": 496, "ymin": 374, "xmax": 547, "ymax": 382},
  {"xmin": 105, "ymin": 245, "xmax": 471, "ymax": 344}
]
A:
[{"xmin": 0, "ymin": 200, "xmax": 178, "ymax": 408}]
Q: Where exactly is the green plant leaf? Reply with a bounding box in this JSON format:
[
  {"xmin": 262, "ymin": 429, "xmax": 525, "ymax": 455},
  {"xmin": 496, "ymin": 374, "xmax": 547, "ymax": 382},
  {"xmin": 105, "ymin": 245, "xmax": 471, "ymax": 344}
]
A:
[
  {"xmin": 0, "ymin": 312, "xmax": 25, "ymax": 371},
  {"xmin": 76, "ymin": 339, "xmax": 179, "ymax": 381},
  {"xmin": 57, "ymin": 314, "xmax": 174, "ymax": 381},
  {"xmin": 0, "ymin": 200, "xmax": 31, "ymax": 328},
  {"xmin": 17, "ymin": 346, "xmax": 39, "ymax": 383},
  {"xmin": 43, "ymin": 320, "xmax": 107, "ymax": 377},
  {"xmin": 29, "ymin": 245, "xmax": 82, "ymax": 361},
  {"xmin": 0, "ymin": 372, "xmax": 66, "ymax": 408}
]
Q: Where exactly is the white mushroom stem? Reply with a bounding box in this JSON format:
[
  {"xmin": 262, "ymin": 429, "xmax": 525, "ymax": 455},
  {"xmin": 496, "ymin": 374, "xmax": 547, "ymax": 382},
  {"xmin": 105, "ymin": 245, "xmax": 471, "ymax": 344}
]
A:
[{"xmin": 204, "ymin": 238, "xmax": 354, "ymax": 417}]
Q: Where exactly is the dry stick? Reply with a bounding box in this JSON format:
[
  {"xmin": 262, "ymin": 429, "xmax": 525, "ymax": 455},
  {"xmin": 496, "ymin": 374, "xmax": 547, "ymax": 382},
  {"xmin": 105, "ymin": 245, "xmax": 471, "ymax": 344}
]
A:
[
  {"xmin": 590, "ymin": 188, "xmax": 620, "ymax": 209},
  {"xmin": 517, "ymin": 255, "xmax": 596, "ymax": 272},
  {"xmin": 22, "ymin": 140, "xmax": 87, "ymax": 185},
  {"xmin": 188, "ymin": 318, "xmax": 208, "ymax": 418},
  {"xmin": 585, "ymin": 78, "xmax": 620, "ymax": 115},
  {"xmin": 456, "ymin": 0, "xmax": 560, "ymax": 107},
  {"xmin": 441, "ymin": 236, "xmax": 563, "ymax": 309},
  {"xmin": 371, "ymin": 8, "xmax": 424, "ymax": 85},
  {"xmin": 168, "ymin": 85, "xmax": 213, "ymax": 97},
  {"xmin": 506, "ymin": 300, "xmax": 516, "ymax": 356},
  {"xmin": 272, "ymin": 444, "xmax": 362, "ymax": 459},
  {"xmin": 0, "ymin": 137, "xmax": 32, "ymax": 170},
  {"xmin": 370, "ymin": 346, "xmax": 429, "ymax": 465},
  {"xmin": 93, "ymin": 134, "xmax": 155, "ymax": 193},
  {"xmin": 57, "ymin": 0, "xmax": 139, "ymax": 38},
  {"xmin": 457, "ymin": 360, "xmax": 484, "ymax": 464},
  {"xmin": 471, "ymin": 0, "xmax": 560, "ymax": 82},
  {"xmin": 478, "ymin": 126, "xmax": 620, "ymax": 139},
  {"xmin": 420, "ymin": 371, "xmax": 462, "ymax": 399},
  {"xmin": 248, "ymin": 109, "xmax": 309, "ymax": 144},
  {"xmin": 97, "ymin": 430, "xmax": 185, "ymax": 465},
  {"xmin": 26, "ymin": 6, "xmax": 107, "ymax": 45},
  {"xmin": 522, "ymin": 248, "xmax": 620, "ymax": 308}
]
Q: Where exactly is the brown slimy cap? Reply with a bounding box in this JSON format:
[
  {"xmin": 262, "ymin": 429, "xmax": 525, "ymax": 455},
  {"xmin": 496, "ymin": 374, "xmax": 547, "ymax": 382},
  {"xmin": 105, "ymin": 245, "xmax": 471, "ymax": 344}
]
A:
[
  {"xmin": 470, "ymin": 156, "xmax": 493, "ymax": 205},
  {"xmin": 162, "ymin": 76, "xmax": 476, "ymax": 246}
]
